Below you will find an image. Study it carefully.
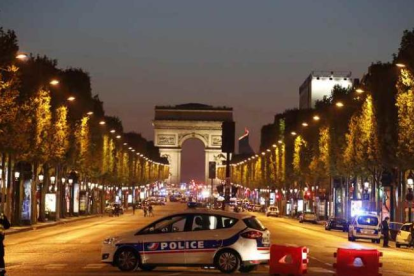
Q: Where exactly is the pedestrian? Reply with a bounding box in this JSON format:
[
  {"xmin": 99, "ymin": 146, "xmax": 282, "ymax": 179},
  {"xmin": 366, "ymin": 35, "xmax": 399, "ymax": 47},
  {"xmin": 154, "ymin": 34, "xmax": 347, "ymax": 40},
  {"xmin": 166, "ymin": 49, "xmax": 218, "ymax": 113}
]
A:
[
  {"xmin": 148, "ymin": 204, "xmax": 154, "ymax": 217},
  {"xmin": 114, "ymin": 204, "xmax": 120, "ymax": 217},
  {"xmin": 0, "ymin": 213, "xmax": 10, "ymax": 276},
  {"xmin": 143, "ymin": 205, "xmax": 147, "ymax": 217},
  {"xmin": 381, "ymin": 217, "xmax": 390, "ymax": 248},
  {"xmin": 132, "ymin": 203, "xmax": 136, "ymax": 215}
]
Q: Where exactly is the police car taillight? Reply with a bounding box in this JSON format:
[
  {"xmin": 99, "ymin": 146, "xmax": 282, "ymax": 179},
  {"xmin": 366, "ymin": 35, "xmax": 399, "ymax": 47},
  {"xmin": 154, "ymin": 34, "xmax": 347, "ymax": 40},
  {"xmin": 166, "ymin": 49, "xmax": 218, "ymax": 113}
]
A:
[{"xmin": 241, "ymin": 231, "xmax": 263, "ymax": 239}]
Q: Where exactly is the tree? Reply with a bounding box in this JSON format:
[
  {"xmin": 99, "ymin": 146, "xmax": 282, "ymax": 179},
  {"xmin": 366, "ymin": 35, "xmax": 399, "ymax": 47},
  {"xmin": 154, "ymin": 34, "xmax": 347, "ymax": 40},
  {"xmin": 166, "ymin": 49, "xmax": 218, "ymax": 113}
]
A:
[{"xmin": 396, "ymin": 68, "xmax": 414, "ymax": 170}]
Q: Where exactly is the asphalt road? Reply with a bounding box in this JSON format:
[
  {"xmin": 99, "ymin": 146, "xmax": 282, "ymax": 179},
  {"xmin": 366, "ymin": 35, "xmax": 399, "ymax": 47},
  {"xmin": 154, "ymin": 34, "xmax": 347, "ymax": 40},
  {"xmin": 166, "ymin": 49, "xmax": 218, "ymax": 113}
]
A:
[{"xmin": 5, "ymin": 203, "xmax": 413, "ymax": 276}]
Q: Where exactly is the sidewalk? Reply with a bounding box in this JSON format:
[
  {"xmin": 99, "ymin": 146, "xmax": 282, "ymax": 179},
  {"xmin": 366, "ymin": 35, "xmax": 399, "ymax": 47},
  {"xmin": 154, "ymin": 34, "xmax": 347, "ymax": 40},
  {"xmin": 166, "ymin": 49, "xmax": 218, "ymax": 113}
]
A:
[{"xmin": 5, "ymin": 214, "xmax": 102, "ymax": 235}]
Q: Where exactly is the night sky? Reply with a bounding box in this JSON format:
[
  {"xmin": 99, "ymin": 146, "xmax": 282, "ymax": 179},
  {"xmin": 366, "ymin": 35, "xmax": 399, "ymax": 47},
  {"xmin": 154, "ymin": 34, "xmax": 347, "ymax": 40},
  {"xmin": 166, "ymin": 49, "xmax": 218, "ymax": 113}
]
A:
[{"xmin": 2, "ymin": 1, "xmax": 414, "ymax": 183}]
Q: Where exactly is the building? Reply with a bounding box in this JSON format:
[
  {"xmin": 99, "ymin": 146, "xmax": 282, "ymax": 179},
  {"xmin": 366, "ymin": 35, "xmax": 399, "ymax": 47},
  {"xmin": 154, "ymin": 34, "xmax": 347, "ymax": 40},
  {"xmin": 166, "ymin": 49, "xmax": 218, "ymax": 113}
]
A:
[{"xmin": 299, "ymin": 71, "xmax": 353, "ymax": 109}]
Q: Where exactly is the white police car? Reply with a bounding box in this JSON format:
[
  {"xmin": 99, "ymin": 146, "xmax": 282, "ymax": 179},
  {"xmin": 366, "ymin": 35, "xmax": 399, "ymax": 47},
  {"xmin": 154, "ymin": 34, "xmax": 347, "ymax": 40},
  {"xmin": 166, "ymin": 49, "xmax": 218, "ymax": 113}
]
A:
[
  {"xmin": 348, "ymin": 213, "xmax": 381, "ymax": 243},
  {"xmin": 101, "ymin": 209, "xmax": 270, "ymax": 273}
]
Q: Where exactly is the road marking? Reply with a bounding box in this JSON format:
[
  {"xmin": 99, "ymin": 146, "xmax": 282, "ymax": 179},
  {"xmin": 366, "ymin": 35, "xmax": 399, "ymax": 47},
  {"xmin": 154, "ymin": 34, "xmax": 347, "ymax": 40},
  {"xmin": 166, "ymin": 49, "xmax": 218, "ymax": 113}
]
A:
[
  {"xmin": 164, "ymin": 273, "xmax": 182, "ymax": 276},
  {"xmin": 83, "ymin": 264, "xmax": 106, "ymax": 269},
  {"xmin": 44, "ymin": 264, "xmax": 67, "ymax": 269},
  {"xmin": 308, "ymin": 267, "xmax": 334, "ymax": 273}
]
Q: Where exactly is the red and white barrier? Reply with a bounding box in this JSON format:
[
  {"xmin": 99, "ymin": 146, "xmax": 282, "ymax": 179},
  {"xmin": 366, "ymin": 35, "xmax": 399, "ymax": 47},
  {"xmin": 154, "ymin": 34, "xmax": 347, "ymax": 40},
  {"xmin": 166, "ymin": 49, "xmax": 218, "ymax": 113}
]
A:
[
  {"xmin": 333, "ymin": 248, "xmax": 383, "ymax": 276},
  {"xmin": 269, "ymin": 244, "xmax": 309, "ymax": 275}
]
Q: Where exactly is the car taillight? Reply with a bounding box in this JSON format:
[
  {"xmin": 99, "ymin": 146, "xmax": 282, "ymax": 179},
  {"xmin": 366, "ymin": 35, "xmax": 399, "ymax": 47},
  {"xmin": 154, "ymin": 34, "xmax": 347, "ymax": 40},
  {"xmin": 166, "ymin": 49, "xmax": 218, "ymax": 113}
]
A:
[{"xmin": 241, "ymin": 231, "xmax": 263, "ymax": 239}]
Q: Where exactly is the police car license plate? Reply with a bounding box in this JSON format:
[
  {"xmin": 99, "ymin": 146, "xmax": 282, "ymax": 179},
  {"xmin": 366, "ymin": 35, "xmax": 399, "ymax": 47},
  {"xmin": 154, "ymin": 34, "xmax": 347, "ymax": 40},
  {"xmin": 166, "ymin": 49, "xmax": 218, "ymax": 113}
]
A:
[{"xmin": 362, "ymin": 230, "xmax": 374, "ymax": 234}]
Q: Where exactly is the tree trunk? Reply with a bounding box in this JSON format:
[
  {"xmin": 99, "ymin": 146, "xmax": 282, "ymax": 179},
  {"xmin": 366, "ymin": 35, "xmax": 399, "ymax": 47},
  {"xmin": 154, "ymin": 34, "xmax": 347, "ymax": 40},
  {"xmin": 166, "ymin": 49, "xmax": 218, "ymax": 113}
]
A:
[
  {"xmin": 39, "ymin": 163, "xmax": 49, "ymax": 222},
  {"xmin": 1, "ymin": 153, "xmax": 5, "ymax": 213},
  {"xmin": 55, "ymin": 165, "xmax": 60, "ymax": 221},
  {"xmin": 31, "ymin": 162, "xmax": 38, "ymax": 225},
  {"xmin": 6, "ymin": 153, "xmax": 13, "ymax": 222}
]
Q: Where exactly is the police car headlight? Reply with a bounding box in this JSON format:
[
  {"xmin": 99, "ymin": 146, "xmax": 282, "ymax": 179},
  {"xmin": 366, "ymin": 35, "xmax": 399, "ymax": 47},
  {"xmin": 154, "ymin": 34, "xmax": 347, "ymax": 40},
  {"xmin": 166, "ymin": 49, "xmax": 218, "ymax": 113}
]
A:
[{"xmin": 103, "ymin": 236, "xmax": 119, "ymax": 245}]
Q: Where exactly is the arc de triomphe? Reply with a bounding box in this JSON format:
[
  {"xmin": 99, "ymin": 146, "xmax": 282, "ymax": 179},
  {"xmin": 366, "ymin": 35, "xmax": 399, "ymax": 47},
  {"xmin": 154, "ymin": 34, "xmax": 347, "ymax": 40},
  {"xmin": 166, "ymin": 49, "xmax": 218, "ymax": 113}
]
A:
[{"xmin": 153, "ymin": 103, "xmax": 233, "ymax": 185}]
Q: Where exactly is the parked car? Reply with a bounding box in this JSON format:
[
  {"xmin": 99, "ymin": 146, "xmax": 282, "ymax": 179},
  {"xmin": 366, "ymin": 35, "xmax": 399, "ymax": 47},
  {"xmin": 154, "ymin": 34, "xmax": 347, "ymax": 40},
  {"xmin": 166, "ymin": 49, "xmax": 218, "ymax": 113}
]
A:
[
  {"xmin": 396, "ymin": 223, "xmax": 413, "ymax": 248},
  {"xmin": 299, "ymin": 212, "xmax": 317, "ymax": 224},
  {"xmin": 325, "ymin": 217, "xmax": 348, "ymax": 232},
  {"xmin": 105, "ymin": 203, "xmax": 124, "ymax": 216},
  {"xmin": 348, "ymin": 213, "xmax": 381, "ymax": 243},
  {"xmin": 266, "ymin": 206, "xmax": 279, "ymax": 217},
  {"xmin": 253, "ymin": 204, "xmax": 263, "ymax": 212}
]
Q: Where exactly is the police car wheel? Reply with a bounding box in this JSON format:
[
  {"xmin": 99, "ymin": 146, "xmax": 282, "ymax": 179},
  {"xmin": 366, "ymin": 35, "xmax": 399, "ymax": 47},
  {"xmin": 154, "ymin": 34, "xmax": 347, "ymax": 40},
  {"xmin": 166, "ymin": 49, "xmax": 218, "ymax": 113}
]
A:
[
  {"xmin": 140, "ymin": 264, "xmax": 156, "ymax": 271},
  {"xmin": 239, "ymin": 265, "xmax": 257, "ymax": 273},
  {"xmin": 116, "ymin": 248, "xmax": 139, "ymax": 271},
  {"xmin": 215, "ymin": 250, "xmax": 240, "ymax": 273}
]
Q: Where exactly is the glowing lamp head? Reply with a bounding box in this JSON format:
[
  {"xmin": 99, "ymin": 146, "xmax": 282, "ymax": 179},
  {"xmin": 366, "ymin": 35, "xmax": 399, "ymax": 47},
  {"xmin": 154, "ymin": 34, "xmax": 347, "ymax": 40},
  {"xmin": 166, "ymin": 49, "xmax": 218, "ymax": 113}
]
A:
[
  {"xmin": 16, "ymin": 53, "xmax": 28, "ymax": 60},
  {"xmin": 336, "ymin": 102, "xmax": 344, "ymax": 108},
  {"xmin": 50, "ymin": 79, "xmax": 60, "ymax": 86}
]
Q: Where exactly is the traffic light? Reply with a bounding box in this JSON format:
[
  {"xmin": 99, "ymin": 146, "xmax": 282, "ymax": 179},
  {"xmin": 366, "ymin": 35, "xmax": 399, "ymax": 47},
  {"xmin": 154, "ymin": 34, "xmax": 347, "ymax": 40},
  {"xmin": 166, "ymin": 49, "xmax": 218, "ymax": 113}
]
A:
[
  {"xmin": 208, "ymin": 161, "xmax": 216, "ymax": 179},
  {"xmin": 276, "ymin": 193, "xmax": 280, "ymax": 200},
  {"xmin": 304, "ymin": 191, "xmax": 311, "ymax": 200},
  {"xmin": 221, "ymin": 121, "xmax": 235, "ymax": 153}
]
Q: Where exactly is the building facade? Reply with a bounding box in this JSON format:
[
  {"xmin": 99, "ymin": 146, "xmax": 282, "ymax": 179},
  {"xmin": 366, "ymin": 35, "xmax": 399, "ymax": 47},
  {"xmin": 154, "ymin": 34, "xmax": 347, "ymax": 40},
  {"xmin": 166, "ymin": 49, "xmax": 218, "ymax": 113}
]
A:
[{"xmin": 299, "ymin": 71, "xmax": 353, "ymax": 109}]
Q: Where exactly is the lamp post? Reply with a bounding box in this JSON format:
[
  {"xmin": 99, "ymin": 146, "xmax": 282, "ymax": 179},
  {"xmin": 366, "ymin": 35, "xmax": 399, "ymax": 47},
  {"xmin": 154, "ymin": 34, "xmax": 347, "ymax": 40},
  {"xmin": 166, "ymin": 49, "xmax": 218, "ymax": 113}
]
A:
[{"xmin": 406, "ymin": 171, "xmax": 414, "ymax": 223}]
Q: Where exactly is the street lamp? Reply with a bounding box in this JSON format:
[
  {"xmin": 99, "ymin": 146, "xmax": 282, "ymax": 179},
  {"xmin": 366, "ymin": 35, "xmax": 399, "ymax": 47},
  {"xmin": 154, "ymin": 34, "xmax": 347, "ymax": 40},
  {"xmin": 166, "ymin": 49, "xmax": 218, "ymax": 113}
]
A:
[
  {"xmin": 313, "ymin": 115, "xmax": 321, "ymax": 121},
  {"xmin": 50, "ymin": 176, "xmax": 56, "ymax": 184},
  {"xmin": 49, "ymin": 79, "xmax": 59, "ymax": 86},
  {"xmin": 61, "ymin": 177, "xmax": 66, "ymax": 184},
  {"xmin": 407, "ymin": 171, "xmax": 414, "ymax": 186},
  {"xmin": 99, "ymin": 121, "xmax": 106, "ymax": 125},
  {"xmin": 68, "ymin": 178, "xmax": 73, "ymax": 185},
  {"xmin": 38, "ymin": 173, "xmax": 44, "ymax": 182},
  {"xmin": 14, "ymin": 171, "xmax": 20, "ymax": 179},
  {"xmin": 356, "ymin": 88, "xmax": 365, "ymax": 94},
  {"xmin": 67, "ymin": 96, "xmax": 75, "ymax": 101},
  {"xmin": 396, "ymin": 63, "xmax": 406, "ymax": 68},
  {"xmin": 16, "ymin": 53, "xmax": 28, "ymax": 60},
  {"xmin": 335, "ymin": 101, "xmax": 344, "ymax": 108},
  {"xmin": 407, "ymin": 171, "xmax": 414, "ymax": 222}
]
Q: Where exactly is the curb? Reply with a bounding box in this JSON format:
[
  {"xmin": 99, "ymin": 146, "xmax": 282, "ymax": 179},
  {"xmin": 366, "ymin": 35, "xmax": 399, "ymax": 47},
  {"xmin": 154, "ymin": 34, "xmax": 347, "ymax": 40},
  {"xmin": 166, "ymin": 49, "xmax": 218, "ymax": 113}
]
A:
[{"xmin": 6, "ymin": 214, "xmax": 102, "ymax": 236}]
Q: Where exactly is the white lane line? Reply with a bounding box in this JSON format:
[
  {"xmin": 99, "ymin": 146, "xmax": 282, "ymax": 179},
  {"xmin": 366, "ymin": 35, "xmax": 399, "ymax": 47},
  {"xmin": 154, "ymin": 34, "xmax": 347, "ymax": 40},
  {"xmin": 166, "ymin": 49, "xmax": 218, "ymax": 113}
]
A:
[{"xmin": 83, "ymin": 264, "xmax": 106, "ymax": 269}]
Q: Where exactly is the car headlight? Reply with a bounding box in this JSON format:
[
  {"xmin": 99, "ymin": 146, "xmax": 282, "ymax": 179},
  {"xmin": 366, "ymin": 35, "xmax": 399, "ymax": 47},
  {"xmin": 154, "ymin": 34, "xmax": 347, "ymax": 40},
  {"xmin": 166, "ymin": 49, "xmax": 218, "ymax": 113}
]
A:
[{"xmin": 103, "ymin": 236, "xmax": 119, "ymax": 245}]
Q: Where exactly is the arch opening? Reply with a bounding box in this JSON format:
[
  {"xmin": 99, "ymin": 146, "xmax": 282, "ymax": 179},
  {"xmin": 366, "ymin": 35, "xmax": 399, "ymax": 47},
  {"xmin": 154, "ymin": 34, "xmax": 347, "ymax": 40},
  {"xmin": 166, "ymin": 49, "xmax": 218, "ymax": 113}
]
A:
[{"xmin": 180, "ymin": 138, "xmax": 206, "ymax": 184}]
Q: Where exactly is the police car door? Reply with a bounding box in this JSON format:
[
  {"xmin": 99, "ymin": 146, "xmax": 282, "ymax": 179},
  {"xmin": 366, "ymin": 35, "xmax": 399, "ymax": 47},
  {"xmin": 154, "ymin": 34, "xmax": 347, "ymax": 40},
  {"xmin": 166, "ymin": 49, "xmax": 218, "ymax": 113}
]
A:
[
  {"xmin": 185, "ymin": 214, "xmax": 223, "ymax": 264},
  {"xmin": 141, "ymin": 215, "xmax": 188, "ymax": 265}
]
